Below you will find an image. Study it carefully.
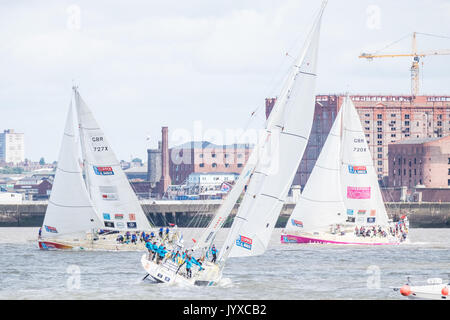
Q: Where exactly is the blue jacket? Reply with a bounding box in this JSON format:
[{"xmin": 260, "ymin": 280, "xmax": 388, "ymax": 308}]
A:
[
  {"xmin": 211, "ymin": 247, "xmax": 217, "ymax": 255},
  {"xmin": 185, "ymin": 258, "xmax": 192, "ymax": 269},
  {"xmin": 158, "ymin": 247, "xmax": 167, "ymax": 257}
]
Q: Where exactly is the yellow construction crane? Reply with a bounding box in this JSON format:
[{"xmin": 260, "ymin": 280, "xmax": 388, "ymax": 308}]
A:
[{"xmin": 359, "ymin": 32, "xmax": 450, "ymax": 97}]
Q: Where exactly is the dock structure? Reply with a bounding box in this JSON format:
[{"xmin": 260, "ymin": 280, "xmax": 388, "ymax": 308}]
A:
[{"xmin": 0, "ymin": 200, "xmax": 449, "ymax": 228}]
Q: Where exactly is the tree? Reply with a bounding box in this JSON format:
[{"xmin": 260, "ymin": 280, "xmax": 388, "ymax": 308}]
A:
[{"xmin": 39, "ymin": 157, "xmax": 45, "ymax": 165}]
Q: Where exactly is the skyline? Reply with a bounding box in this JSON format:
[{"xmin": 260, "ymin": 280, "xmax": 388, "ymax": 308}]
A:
[{"xmin": 1, "ymin": 0, "xmax": 450, "ymax": 162}]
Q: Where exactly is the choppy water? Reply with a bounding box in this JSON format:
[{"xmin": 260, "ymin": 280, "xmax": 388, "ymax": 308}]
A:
[{"xmin": 0, "ymin": 227, "xmax": 449, "ymax": 300}]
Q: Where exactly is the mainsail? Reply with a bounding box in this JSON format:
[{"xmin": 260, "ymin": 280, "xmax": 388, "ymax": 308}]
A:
[
  {"xmin": 74, "ymin": 88, "xmax": 152, "ymax": 232},
  {"xmin": 218, "ymin": 0, "xmax": 327, "ymax": 260},
  {"xmin": 285, "ymin": 96, "xmax": 390, "ymax": 232},
  {"xmin": 340, "ymin": 97, "xmax": 389, "ymax": 226},
  {"xmin": 41, "ymin": 104, "xmax": 101, "ymax": 238}
]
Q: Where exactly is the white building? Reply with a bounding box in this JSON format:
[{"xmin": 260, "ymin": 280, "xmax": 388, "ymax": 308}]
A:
[
  {"xmin": 187, "ymin": 172, "xmax": 238, "ymax": 190},
  {"xmin": 0, "ymin": 192, "xmax": 23, "ymax": 204},
  {"xmin": 0, "ymin": 129, "xmax": 25, "ymax": 164}
]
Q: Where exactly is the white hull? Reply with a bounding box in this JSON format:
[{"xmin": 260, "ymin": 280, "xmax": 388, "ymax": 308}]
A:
[
  {"xmin": 281, "ymin": 229, "xmax": 405, "ymax": 245},
  {"xmin": 140, "ymin": 254, "xmax": 222, "ymax": 286},
  {"xmin": 38, "ymin": 233, "xmax": 148, "ymax": 251}
]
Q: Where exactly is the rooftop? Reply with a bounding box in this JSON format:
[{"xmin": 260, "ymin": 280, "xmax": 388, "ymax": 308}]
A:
[
  {"xmin": 172, "ymin": 141, "xmax": 253, "ymax": 150},
  {"xmin": 392, "ymin": 136, "xmax": 446, "ymax": 145}
]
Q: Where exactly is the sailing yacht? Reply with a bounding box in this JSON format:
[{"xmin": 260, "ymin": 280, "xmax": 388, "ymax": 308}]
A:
[
  {"xmin": 281, "ymin": 96, "xmax": 409, "ymax": 245},
  {"xmin": 140, "ymin": 0, "xmax": 328, "ymax": 285},
  {"xmin": 38, "ymin": 88, "xmax": 154, "ymax": 250}
]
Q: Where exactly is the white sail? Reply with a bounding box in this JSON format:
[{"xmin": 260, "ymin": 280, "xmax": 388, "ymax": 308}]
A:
[
  {"xmin": 219, "ymin": 1, "xmax": 327, "ymax": 260},
  {"xmin": 41, "ymin": 103, "xmax": 101, "ymax": 238},
  {"xmin": 285, "ymin": 106, "xmax": 347, "ymax": 233},
  {"xmin": 74, "ymin": 88, "xmax": 153, "ymax": 232},
  {"xmin": 340, "ymin": 97, "xmax": 389, "ymax": 226}
]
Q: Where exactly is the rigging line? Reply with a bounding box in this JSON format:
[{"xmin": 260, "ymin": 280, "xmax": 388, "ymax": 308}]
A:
[
  {"xmin": 48, "ymin": 200, "xmax": 94, "ymax": 208},
  {"xmin": 314, "ymin": 164, "xmax": 339, "ymax": 171},
  {"xmin": 372, "ymin": 33, "xmax": 412, "ymax": 55},
  {"xmin": 56, "ymin": 167, "xmax": 82, "ymax": 174},
  {"xmin": 260, "ymin": 193, "xmax": 284, "ymax": 202},
  {"xmin": 299, "ymin": 196, "xmax": 342, "ymax": 203},
  {"xmin": 415, "ymin": 32, "xmax": 450, "ymax": 41}
]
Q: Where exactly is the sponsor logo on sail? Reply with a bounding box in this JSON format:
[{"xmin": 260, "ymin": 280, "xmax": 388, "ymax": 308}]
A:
[
  {"xmin": 101, "ymin": 193, "xmax": 118, "ymax": 200},
  {"xmin": 367, "ymin": 217, "xmax": 376, "ymax": 224},
  {"xmin": 127, "ymin": 222, "xmax": 137, "ymax": 229},
  {"xmin": 116, "ymin": 222, "xmax": 125, "ymax": 229},
  {"xmin": 104, "ymin": 221, "xmax": 115, "ymax": 228},
  {"xmin": 44, "ymin": 225, "xmax": 58, "ymax": 233},
  {"xmin": 347, "ymin": 186, "xmax": 371, "ymax": 199},
  {"xmin": 347, "ymin": 209, "xmax": 354, "ymax": 215},
  {"xmin": 93, "ymin": 166, "xmax": 114, "ymax": 175},
  {"xmin": 103, "ymin": 213, "xmax": 111, "ymax": 220},
  {"xmin": 348, "ymin": 165, "xmax": 367, "ymax": 174},
  {"xmin": 291, "ymin": 219, "xmax": 303, "ymax": 228},
  {"xmin": 370, "ymin": 210, "xmax": 376, "ymax": 216},
  {"xmin": 357, "ymin": 209, "xmax": 366, "ymax": 215},
  {"xmin": 236, "ymin": 235, "xmax": 252, "ymax": 250},
  {"xmin": 128, "ymin": 214, "xmax": 136, "ymax": 221},
  {"xmin": 114, "ymin": 214, "xmax": 124, "ymax": 220}
]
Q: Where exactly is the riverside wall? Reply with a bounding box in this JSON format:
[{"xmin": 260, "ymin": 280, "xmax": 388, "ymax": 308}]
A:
[{"xmin": 0, "ymin": 201, "xmax": 449, "ymax": 228}]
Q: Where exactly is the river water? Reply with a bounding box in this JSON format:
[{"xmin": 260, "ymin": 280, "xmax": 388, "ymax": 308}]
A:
[{"xmin": 0, "ymin": 227, "xmax": 449, "ymax": 300}]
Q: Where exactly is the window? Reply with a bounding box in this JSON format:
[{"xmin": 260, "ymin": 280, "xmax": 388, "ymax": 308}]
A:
[
  {"xmin": 438, "ymin": 121, "xmax": 442, "ymax": 126},
  {"xmin": 405, "ymin": 121, "xmax": 410, "ymax": 126},
  {"xmin": 212, "ymin": 153, "xmax": 216, "ymax": 158},
  {"xmin": 377, "ymin": 140, "xmax": 382, "ymax": 145},
  {"xmin": 405, "ymin": 114, "xmax": 410, "ymax": 119},
  {"xmin": 377, "ymin": 147, "xmax": 383, "ymax": 152},
  {"xmin": 377, "ymin": 121, "xmax": 382, "ymax": 126},
  {"xmin": 448, "ymin": 179, "xmax": 450, "ymax": 186},
  {"xmin": 199, "ymin": 163, "xmax": 205, "ymax": 168},
  {"xmin": 391, "ymin": 134, "xmax": 396, "ymax": 137},
  {"xmin": 199, "ymin": 154, "xmax": 204, "ymax": 158},
  {"xmin": 225, "ymin": 163, "xmax": 230, "ymax": 168},
  {"xmin": 237, "ymin": 154, "xmax": 243, "ymax": 158},
  {"xmin": 378, "ymin": 161, "xmax": 383, "ymax": 165},
  {"xmin": 365, "ymin": 120, "xmax": 370, "ymax": 124},
  {"xmin": 377, "ymin": 114, "xmax": 382, "ymax": 119},
  {"xmin": 378, "ymin": 154, "xmax": 382, "ymax": 159},
  {"xmin": 377, "ymin": 134, "xmax": 382, "ymax": 139},
  {"xmin": 212, "ymin": 163, "xmax": 217, "ymax": 168},
  {"xmin": 237, "ymin": 163, "xmax": 243, "ymax": 168},
  {"xmin": 377, "ymin": 128, "xmax": 382, "ymax": 132},
  {"xmin": 391, "ymin": 114, "xmax": 396, "ymax": 117}
]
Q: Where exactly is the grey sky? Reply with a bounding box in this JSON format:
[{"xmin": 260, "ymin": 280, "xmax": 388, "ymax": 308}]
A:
[{"xmin": 1, "ymin": 0, "xmax": 450, "ymax": 162}]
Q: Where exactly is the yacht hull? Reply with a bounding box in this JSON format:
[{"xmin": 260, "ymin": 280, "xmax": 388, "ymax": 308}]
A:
[{"xmin": 280, "ymin": 233, "xmax": 401, "ymax": 245}]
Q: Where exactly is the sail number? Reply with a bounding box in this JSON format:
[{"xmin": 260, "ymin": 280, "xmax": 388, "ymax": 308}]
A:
[
  {"xmin": 353, "ymin": 147, "xmax": 366, "ymax": 152},
  {"xmin": 91, "ymin": 136, "xmax": 109, "ymax": 152},
  {"xmin": 93, "ymin": 146, "xmax": 109, "ymax": 152}
]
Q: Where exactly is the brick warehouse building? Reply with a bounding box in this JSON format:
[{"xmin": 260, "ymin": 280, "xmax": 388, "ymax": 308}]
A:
[
  {"xmin": 168, "ymin": 141, "xmax": 253, "ymax": 185},
  {"xmin": 266, "ymin": 94, "xmax": 450, "ymax": 188},
  {"xmin": 388, "ymin": 135, "xmax": 450, "ymax": 188}
]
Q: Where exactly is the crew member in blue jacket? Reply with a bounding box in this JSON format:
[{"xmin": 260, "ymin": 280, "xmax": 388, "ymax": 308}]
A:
[
  {"xmin": 210, "ymin": 244, "xmax": 218, "ymax": 263},
  {"xmin": 157, "ymin": 244, "xmax": 166, "ymax": 264},
  {"xmin": 185, "ymin": 255, "xmax": 193, "ymax": 278}
]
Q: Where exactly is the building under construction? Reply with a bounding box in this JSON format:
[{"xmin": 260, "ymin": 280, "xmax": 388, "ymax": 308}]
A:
[{"xmin": 266, "ymin": 94, "xmax": 450, "ymax": 189}]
